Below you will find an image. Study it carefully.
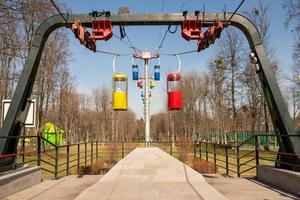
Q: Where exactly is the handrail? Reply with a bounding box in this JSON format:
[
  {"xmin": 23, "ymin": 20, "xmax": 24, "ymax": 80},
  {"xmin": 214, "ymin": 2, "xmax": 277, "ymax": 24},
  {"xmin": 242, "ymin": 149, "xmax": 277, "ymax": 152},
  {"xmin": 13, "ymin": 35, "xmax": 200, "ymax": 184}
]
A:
[
  {"xmin": 1, "ymin": 134, "xmax": 299, "ymax": 178},
  {"xmin": 0, "ymin": 150, "xmax": 36, "ymax": 158},
  {"xmin": 239, "ymin": 157, "xmax": 256, "ymax": 166},
  {"xmin": 239, "ymin": 165, "xmax": 256, "ymax": 175},
  {"xmin": 41, "ymin": 136, "xmax": 57, "ymax": 147},
  {"xmin": 196, "ymin": 134, "xmax": 300, "ymax": 177},
  {"xmin": 239, "ymin": 150, "xmax": 256, "ymax": 159}
]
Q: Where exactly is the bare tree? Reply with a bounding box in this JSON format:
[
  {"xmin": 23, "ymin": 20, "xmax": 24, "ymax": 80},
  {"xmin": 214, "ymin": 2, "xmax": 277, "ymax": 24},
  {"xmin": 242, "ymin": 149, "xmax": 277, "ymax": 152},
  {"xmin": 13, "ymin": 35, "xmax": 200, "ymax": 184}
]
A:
[
  {"xmin": 283, "ymin": 0, "xmax": 300, "ymax": 129},
  {"xmin": 217, "ymin": 28, "xmax": 247, "ymax": 146}
]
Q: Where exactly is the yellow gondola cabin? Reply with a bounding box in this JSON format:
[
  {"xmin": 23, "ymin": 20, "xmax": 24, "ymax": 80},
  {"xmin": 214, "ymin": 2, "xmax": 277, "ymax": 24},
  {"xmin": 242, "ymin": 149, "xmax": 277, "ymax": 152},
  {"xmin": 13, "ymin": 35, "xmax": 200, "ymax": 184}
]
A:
[{"xmin": 112, "ymin": 73, "xmax": 128, "ymax": 110}]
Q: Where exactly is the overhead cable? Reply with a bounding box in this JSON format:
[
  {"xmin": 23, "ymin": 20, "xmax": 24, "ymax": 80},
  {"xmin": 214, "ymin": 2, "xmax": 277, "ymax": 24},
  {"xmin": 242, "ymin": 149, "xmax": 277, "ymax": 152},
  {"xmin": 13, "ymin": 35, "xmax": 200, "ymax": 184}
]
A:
[{"xmin": 228, "ymin": 0, "xmax": 246, "ymax": 22}]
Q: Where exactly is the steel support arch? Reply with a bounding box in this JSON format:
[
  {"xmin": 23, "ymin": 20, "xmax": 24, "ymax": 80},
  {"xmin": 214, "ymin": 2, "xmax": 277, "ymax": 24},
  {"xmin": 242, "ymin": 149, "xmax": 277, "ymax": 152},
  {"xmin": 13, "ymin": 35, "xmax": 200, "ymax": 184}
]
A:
[{"xmin": 0, "ymin": 12, "xmax": 299, "ymax": 171}]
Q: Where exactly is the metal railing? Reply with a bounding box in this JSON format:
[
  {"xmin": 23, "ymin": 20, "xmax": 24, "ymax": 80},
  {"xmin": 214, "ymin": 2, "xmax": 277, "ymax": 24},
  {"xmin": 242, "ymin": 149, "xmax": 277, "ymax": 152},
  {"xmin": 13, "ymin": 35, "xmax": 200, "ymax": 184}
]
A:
[
  {"xmin": 0, "ymin": 137, "xmax": 182, "ymax": 179},
  {"xmin": 193, "ymin": 134, "xmax": 300, "ymax": 177},
  {"xmin": 1, "ymin": 134, "xmax": 299, "ymax": 178},
  {"xmin": 0, "ymin": 135, "xmax": 140, "ymax": 179}
]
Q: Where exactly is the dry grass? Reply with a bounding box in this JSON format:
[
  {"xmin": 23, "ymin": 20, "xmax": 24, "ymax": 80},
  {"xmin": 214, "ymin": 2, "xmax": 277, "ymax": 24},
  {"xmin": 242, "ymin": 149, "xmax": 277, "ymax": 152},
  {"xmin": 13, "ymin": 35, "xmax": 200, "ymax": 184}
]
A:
[
  {"xmin": 177, "ymin": 136, "xmax": 192, "ymax": 163},
  {"xmin": 105, "ymin": 142, "xmax": 119, "ymax": 164},
  {"xmin": 192, "ymin": 158, "xmax": 216, "ymax": 173}
]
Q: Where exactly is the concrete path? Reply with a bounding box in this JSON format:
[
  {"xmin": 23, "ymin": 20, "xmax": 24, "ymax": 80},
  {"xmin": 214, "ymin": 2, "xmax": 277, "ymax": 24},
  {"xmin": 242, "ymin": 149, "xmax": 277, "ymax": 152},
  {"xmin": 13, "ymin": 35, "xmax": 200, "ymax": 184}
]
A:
[
  {"xmin": 3, "ymin": 175, "xmax": 102, "ymax": 200},
  {"xmin": 75, "ymin": 147, "xmax": 227, "ymax": 200},
  {"xmin": 205, "ymin": 174, "xmax": 299, "ymax": 200}
]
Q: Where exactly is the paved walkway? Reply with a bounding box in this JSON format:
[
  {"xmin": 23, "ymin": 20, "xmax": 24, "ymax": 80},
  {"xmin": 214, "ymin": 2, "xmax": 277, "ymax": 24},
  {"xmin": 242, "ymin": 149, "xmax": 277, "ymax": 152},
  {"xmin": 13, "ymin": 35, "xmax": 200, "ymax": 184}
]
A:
[
  {"xmin": 204, "ymin": 174, "xmax": 299, "ymax": 200},
  {"xmin": 4, "ymin": 148, "xmax": 298, "ymax": 200},
  {"xmin": 75, "ymin": 148, "xmax": 227, "ymax": 200},
  {"xmin": 4, "ymin": 175, "xmax": 102, "ymax": 200}
]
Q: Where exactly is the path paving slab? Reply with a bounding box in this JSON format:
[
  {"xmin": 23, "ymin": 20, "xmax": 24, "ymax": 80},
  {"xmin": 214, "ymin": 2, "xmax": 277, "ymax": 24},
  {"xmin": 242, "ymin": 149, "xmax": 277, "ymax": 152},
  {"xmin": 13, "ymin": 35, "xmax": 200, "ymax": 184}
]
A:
[
  {"xmin": 205, "ymin": 174, "xmax": 299, "ymax": 200},
  {"xmin": 4, "ymin": 175, "xmax": 102, "ymax": 200},
  {"xmin": 75, "ymin": 147, "xmax": 227, "ymax": 200}
]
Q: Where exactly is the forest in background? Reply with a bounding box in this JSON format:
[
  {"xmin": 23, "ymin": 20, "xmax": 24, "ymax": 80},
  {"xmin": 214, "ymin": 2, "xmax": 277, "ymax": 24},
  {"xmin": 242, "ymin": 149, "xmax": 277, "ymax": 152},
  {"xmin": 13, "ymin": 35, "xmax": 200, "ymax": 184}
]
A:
[{"xmin": 0, "ymin": 0, "xmax": 299, "ymax": 144}]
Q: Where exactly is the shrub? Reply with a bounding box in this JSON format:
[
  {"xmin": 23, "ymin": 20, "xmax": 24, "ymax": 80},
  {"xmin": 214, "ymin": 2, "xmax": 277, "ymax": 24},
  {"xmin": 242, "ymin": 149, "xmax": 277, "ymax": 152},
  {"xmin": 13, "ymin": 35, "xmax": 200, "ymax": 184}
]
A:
[
  {"xmin": 79, "ymin": 160, "xmax": 105, "ymax": 175},
  {"xmin": 126, "ymin": 142, "xmax": 137, "ymax": 152},
  {"xmin": 105, "ymin": 142, "xmax": 119, "ymax": 164},
  {"xmin": 177, "ymin": 136, "xmax": 192, "ymax": 163},
  {"xmin": 192, "ymin": 158, "xmax": 216, "ymax": 174}
]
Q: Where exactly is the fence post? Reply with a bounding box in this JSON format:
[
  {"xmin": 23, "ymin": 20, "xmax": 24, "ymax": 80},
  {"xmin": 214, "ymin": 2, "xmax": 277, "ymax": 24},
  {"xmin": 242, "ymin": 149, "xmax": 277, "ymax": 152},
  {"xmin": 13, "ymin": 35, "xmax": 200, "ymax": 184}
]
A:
[
  {"xmin": 225, "ymin": 145, "xmax": 229, "ymax": 175},
  {"xmin": 55, "ymin": 146, "xmax": 58, "ymax": 179},
  {"xmin": 255, "ymin": 135, "xmax": 260, "ymax": 166},
  {"xmin": 122, "ymin": 142, "xmax": 124, "ymax": 158},
  {"xmin": 77, "ymin": 144, "xmax": 80, "ymax": 174},
  {"xmin": 36, "ymin": 134, "xmax": 41, "ymax": 166},
  {"xmin": 66, "ymin": 144, "xmax": 70, "ymax": 176},
  {"xmin": 237, "ymin": 145, "xmax": 240, "ymax": 177},
  {"xmin": 85, "ymin": 142, "xmax": 87, "ymax": 167},
  {"xmin": 199, "ymin": 142, "xmax": 202, "ymax": 160},
  {"xmin": 96, "ymin": 141, "xmax": 99, "ymax": 161},
  {"xmin": 91, "ymin": 141, "xmax": 93, "ymax": 164},
  {"xmin": 213, "ymin": 143, "xmax": 216, "ymax": 173},
  {"xmin": 194, "ymin": 142, "xmax": 197, "ymax": 158},
  {"xmin": 205, "ymin": 142, "xmax": 208, "ymax": 161},
  {"xmin": 22, "ymin": 136, "xmax": 25, "ymax": 163},
  {"xmin": 170, "ymin": 141, "xmax": 173, "ymax": 156}
]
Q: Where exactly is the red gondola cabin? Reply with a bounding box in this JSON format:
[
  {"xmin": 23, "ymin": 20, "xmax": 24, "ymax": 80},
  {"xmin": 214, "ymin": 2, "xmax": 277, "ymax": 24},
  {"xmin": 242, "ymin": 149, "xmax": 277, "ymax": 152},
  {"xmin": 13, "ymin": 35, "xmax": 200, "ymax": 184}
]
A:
[{"xmin": 167, "ymin": 73, "xmax": 182, "ymax": 110}]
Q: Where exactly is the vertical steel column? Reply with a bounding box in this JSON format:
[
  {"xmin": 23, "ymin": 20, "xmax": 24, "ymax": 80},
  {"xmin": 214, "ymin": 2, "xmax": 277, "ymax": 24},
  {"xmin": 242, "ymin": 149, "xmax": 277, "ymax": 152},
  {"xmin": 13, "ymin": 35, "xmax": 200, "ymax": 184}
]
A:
[{"xmin": 144, "ymin": 59, "xmax": 150, "ymax": 147}]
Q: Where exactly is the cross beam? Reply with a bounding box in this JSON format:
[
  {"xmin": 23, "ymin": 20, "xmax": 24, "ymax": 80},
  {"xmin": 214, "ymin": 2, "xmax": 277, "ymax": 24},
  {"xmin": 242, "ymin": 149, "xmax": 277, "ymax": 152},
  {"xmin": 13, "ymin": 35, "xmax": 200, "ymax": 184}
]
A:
[{"xmin": 0, "ymin": 12, "xmax": 299, "ymax": 171}]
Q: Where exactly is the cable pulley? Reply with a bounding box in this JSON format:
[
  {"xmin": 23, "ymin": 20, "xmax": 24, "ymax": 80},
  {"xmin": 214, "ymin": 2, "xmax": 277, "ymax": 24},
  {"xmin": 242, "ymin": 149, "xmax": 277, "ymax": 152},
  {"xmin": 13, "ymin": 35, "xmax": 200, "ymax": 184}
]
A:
[{"xmin": 71, "ymin": 19, "xmax": 113, "ymax": 52}]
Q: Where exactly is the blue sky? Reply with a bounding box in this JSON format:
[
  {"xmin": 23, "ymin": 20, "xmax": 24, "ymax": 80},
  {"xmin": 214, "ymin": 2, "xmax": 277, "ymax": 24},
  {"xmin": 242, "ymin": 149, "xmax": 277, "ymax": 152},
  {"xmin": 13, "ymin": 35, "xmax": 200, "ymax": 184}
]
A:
[{"xmin": 60, "ymin": 0, "xmax": 294, "ymax": 118}]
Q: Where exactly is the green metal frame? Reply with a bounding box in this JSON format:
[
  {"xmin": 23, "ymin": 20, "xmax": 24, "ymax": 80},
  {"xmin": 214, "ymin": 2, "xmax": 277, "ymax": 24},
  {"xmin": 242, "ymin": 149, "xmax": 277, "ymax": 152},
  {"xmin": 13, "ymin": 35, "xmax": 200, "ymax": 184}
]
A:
[{"xmin": 0, "ymin": 12, "xmax": 299, "ymax": 171}]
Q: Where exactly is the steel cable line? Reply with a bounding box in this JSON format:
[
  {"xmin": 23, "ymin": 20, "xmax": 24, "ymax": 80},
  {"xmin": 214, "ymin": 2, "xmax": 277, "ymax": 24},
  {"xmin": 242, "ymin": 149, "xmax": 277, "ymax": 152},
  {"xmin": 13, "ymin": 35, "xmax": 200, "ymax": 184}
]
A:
[
  {"xmin": 158, "ymin": 27, "xmax": 169, "ymax": 50},
  {"xmin": 160, "ymin": 49, "xmax": 198, "ymax": 56},
  {"xmin": 49, "ymin": 0, "xmax": 67, "ymax": 22},
  {"xmin": 113, "ymin": 26, "xmax": 143, "ymax": 54},
  {"xmin": 95, "ymin": 49, "xmax": 131, "ymax": 56},
  {"xmin": 228, "ymin": 0, "xmax": 246, "ymax": 22},
  {"xmin": 124, "ymin": 30, "xmax": 142, "ymax": 53},
  {"xmin": 113, "ymin": 33, "xmax": 141, "ymax": 53},
  {"xmin": 155, "ymin": 25, "xmax": 178, "ymax": 54}
]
